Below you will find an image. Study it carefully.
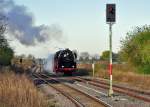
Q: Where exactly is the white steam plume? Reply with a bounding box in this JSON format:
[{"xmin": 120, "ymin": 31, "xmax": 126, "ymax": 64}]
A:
[
  {"xmin": 0, "ymin": 0, "xmax": 63, "ymax": 46},
  {"xmin": 44, "ymin": 54, "xmax": 55, "ymax": 74}
]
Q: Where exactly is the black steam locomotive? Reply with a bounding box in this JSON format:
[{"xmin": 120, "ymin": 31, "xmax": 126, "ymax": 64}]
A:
[{"xmin": 53, "ymin": 49, "xmax": 77, "ymax": 75}]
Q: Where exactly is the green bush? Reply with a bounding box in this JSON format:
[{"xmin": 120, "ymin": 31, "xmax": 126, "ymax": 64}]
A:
[
  {"xmin": 120, "ymin": 25, "xmax": 150, "ymax": 74},
  {"xmin": 0, "ymin": 47, "xmax": 14, "ymax": 65},
  {"xmin": 100, "ymin": 50, "xmax": 119, "ymax": 62}
]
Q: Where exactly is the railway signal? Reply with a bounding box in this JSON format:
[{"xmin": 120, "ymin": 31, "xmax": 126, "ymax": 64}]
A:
[
  {"xmin": 106, "ymin": 4, "xmax": 116, "ymax": 97},
  {"xmin": 106, "ymin": 4, "xmax": 116, "ymax": 22}
]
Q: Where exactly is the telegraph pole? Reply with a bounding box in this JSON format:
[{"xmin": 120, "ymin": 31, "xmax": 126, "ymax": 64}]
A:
[{"xmin": 106, "ymin": 4, "xmax": 116, "ymax": 97}]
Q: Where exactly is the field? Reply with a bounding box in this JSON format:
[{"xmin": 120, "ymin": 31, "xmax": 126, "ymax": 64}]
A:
[
  {"xmin": 0, "ymin": 70, "xmax": 48, "ymax": 107},
  {"xmin": 78, "ymin": 62, "xmax": 150, "ymax": 90}
]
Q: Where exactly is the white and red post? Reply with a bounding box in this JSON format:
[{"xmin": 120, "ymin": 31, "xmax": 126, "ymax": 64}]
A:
[
  {"xmin": 106, "ymin": 3, "xmax": 115, "ymax": 97},
  {"xmin": 108, "ymin": 23, "xmax": 113, "ymax": 97}
]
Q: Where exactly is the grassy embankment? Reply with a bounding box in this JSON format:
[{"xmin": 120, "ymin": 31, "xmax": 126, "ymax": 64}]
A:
[
  {"xmin": 78, "ymin": 63, "xmax": 150, "ymax": 90},
  {"xmin": 0, "ymin": 70, "xmax": 54, "ymax": 107}
]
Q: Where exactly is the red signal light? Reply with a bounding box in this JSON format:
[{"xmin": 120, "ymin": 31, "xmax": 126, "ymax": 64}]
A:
[{"xmin": 106, "ymin": 4, "xmax": 116, "ymax": 22}]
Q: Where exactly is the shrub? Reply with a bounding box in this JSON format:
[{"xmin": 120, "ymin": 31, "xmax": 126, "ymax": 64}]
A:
[{"xmin": 120, "ymin": 25, "xmax": 150, "ymax": 74}]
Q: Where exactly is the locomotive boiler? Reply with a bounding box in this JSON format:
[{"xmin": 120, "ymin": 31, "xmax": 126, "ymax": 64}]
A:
[{"xmin": 53, "ymin": 48, "xmax": 77, "ymax": 75}]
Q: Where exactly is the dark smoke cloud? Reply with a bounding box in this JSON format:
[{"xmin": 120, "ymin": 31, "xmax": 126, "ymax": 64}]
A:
[{"xmin": 0, "ymin": 0, "xmax": 63, "ymax": 46}]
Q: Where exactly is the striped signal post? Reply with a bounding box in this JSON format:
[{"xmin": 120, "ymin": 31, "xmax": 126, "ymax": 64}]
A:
[
  {"xmin": 106, "ymin": 4, "xmax": 116, "ymax": 97},
  {"xmin": 92, "ymin": 62, "xmax": 95, "ymax": 77},
  {"xmin": 108, "ymin": 23, "xmax": 113, "ymax": 97}
]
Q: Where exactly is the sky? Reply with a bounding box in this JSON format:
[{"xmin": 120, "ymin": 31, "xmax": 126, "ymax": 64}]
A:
[{"xmin": 8, "ymin": 0, "xmax": 150, "ymax": 58}]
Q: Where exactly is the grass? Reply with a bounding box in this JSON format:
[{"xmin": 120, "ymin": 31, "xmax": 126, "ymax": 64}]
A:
[
  {"xmin": 79, "ymin": 63, "xmax": 150, "ymax": 90},
  {"xmin": 0, "ymin": 71, "xmax": 49, "ymax": 107},
  {"xmin": 97, "ymin": 63, "xmax": 150, "ymax": 90}
]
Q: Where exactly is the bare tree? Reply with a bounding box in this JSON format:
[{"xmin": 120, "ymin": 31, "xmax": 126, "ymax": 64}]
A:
[
  {"xmin": 0, "ymin": 14, "xmax": 14, "ymax": 66},
  {"xmin": 79, "ymin": 52, "xmax": 90, "ymax": 61},
  {"xmin": 27, "ymin": 54, "xmax": 35, "ymax": 59},
  {"xmin": 0, "ymin": 15, "xmax": 8, "ymax": 47}
]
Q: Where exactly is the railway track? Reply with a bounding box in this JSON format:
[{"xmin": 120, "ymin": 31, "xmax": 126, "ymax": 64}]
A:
[
  {"xmin": 33, "ymin": 73, "xmax": 111, "ymax": 107},
  {"xmin": 73, "ymin": 77, "xmax": 150, "ymax": 103},
  {"xmin": 82, "ymin": 77, "xmax": 150, "ymax": 96}
]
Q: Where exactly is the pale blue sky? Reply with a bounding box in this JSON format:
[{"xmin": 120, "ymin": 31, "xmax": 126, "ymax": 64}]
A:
[{"xmin": 12, "ymin": 0, "xmax": 150, "ymax": 57}]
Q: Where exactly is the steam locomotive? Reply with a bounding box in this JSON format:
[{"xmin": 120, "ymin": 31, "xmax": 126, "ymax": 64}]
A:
[{"xmin": 53, "ymin": 49, "xmax": 77, "ymax": 75}]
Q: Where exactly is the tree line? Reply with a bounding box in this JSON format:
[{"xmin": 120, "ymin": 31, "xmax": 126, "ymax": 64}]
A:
[
  {"xmin": 79, "ymin": 25, "xmax": 150, "ymax": 74},
  {"xmin": 119, "ymin": 25, "xmax": 150, "ymax": 74},
  {"xmin": 0, "ymin": 15, "xmax": 14, "ymax": 66}
]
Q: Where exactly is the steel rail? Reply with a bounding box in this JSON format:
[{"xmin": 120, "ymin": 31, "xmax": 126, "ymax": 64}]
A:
[
  {"xmin": 74, "ymin": 77, "xmax": 150, "ymax": 103},
  {"xmin": 33, "ymin": 73, "xmax": 84, "ymax": 107},
  {"xmin": 38, "ymin": 73, "xmax": 112, "ymax": 107},
  {"xmin": 82, "ymin": 77, "xmax": 150, "ymax": 96}
]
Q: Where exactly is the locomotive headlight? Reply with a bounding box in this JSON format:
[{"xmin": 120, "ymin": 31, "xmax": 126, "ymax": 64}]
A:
[{"xmin": 62, "ymin": 66, "xmax": 64, "ymax": 68}]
